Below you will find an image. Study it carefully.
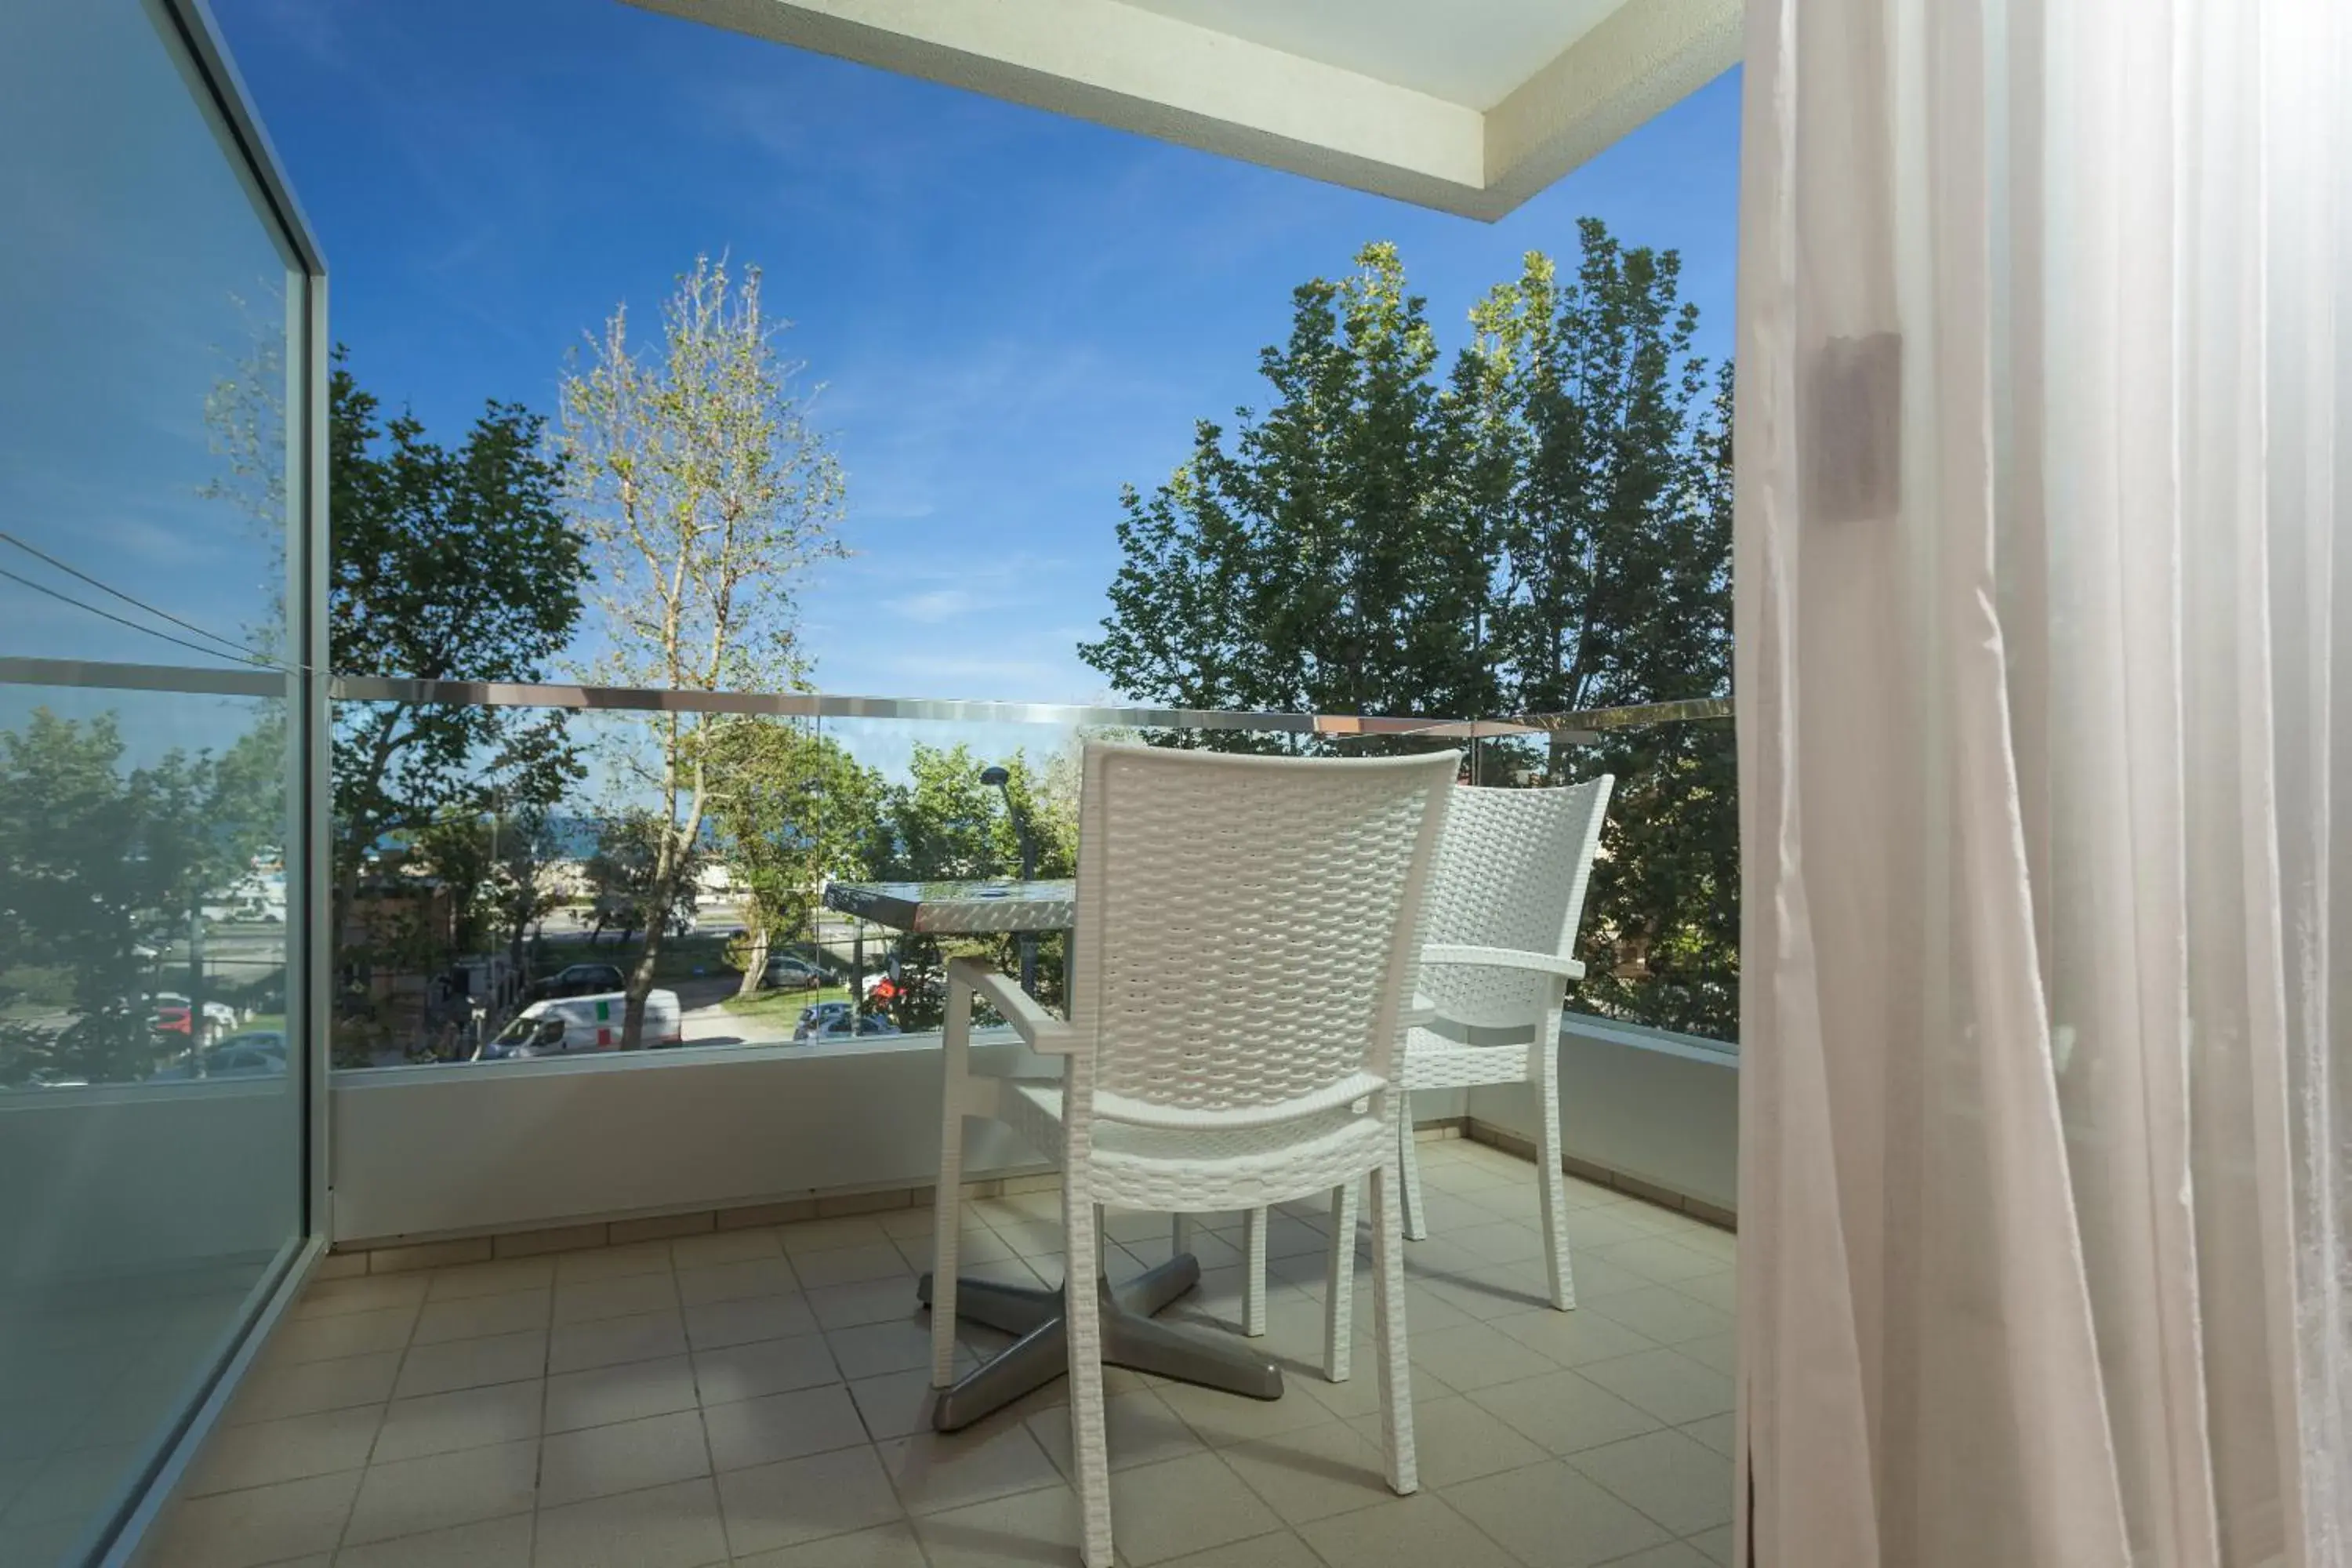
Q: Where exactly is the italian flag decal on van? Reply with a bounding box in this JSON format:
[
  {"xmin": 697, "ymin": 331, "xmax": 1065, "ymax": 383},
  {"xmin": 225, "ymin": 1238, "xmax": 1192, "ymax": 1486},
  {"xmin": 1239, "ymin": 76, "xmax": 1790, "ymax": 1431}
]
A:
[{"xmin": 596, "ymin": 997, "xmax": 612, "ymax": 1047}]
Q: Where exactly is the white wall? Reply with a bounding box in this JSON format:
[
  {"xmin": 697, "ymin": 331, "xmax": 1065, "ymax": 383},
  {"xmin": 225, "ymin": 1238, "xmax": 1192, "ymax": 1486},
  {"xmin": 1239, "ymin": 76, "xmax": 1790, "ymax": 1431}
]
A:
[
  {"xmin": 329, "ymin": 1036, "xmax": 1468, "ymax": 1244},
  {"xmin": 1466, "ymin": 1014, "xmax": 1738, "ymax": 1213}
]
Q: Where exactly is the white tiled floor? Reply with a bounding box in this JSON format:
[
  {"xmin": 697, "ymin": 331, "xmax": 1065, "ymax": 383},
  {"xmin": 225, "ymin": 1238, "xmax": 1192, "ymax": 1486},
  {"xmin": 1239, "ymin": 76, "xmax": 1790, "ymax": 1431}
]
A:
[{"xmin": 153, "ymin": 1141, "xmax": 1737, "ymax": 1568}]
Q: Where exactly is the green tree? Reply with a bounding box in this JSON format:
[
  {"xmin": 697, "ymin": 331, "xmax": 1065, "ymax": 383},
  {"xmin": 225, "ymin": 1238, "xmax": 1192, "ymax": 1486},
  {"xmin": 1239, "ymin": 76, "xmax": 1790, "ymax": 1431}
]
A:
[
  {"xmin": 1081, "ymin": 243, "xmax": 1494, "ymax": 733},
  {"xmin": 1080, "ymin": 223, "xmax": 1737, "ymax": 1036},
  {"xmin": 560, "ymin": 255, "xmax": 848, "ymax": 1046},
  {"xmin": 869, "ymin": 742, "xmax": 1078, "ymax": 1027},
  {"xmin": 703, "ymin": 721, "xmax": 885, "ymax": 998},
  {"xmin": 0, "ymin": 711, "xmax": 283, "ymax": 1083},
  {"xmin": 583, "ymin": 809, "xmax": 699, "ymax": 949},
  {"xmin": 328, "ymin": 351, "xmax": 588, "ymax": 1041}
]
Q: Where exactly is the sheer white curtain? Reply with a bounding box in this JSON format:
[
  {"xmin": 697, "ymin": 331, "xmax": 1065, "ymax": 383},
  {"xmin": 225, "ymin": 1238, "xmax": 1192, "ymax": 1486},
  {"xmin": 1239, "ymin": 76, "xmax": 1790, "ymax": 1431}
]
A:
[{"xmin": 1734, "ymin": 0, "xmax": 2351, "ymax": 1563}]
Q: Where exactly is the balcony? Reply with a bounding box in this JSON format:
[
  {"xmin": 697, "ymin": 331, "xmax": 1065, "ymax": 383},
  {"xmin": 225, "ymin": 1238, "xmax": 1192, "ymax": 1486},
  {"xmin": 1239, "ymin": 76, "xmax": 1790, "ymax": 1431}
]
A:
[{"xmin": 156, "ymin": 1139, "xmax": 1737, "ymax": 1568}]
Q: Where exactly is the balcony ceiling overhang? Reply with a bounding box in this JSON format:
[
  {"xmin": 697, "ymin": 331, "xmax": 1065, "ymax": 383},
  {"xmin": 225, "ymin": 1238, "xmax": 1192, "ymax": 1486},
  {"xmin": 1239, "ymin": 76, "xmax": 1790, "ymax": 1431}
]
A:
[{"xmin": 628, "ymin": 0, "xmax": 1740, "ymax": 220}]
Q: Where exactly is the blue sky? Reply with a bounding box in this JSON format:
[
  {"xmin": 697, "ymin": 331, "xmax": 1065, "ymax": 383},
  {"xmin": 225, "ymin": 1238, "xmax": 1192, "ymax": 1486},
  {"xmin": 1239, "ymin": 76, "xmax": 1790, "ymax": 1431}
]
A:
[{"xmin": 201, "ymin": 0, "xmax": 1740, "ymax": 708}]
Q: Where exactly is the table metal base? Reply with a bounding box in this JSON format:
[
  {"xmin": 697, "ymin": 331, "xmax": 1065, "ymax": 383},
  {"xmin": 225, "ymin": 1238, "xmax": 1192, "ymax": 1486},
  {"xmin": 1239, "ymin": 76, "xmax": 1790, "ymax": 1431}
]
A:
[{"xmin": 917, "ymin": 1253, "xmax": 1285, "ymax": 1432}]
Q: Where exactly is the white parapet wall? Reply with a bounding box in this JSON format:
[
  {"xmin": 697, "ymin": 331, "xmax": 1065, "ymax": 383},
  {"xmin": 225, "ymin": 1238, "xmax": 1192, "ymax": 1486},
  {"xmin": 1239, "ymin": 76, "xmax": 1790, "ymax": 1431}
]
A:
[
  {"xmin": 330, "ymin": 1036, "xmax": 1472, "ymax": 1247},
  {"xmin": 1465, "ymin": 1011, "xmax": 1738, "ymax": 1216}
]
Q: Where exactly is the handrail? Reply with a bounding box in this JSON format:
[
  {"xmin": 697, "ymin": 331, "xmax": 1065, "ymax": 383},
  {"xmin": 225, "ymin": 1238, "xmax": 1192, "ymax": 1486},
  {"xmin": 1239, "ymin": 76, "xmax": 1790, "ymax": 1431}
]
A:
[{"xmin": 328, "ymin": 676, "xmax": 1732, "ymax": 737}]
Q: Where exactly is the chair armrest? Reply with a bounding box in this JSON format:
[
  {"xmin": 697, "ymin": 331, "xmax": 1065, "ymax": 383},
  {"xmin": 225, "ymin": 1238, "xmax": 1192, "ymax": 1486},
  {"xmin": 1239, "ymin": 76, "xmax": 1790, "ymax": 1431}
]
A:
[
  {"xmin": 946, "ymin": 956, "xmax": 1083, "ymax": 1054},
  {"xmin": 1421, "ymin": 944, "xmax": 1584, "ymax": 982}
]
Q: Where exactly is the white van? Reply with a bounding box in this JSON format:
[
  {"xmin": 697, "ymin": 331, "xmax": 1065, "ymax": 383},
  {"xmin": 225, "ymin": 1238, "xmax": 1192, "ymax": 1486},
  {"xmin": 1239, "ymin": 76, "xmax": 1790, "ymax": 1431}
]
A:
[{"xmin": 483, "ymin": 989, "xmax": 684, "ymax": 1058}]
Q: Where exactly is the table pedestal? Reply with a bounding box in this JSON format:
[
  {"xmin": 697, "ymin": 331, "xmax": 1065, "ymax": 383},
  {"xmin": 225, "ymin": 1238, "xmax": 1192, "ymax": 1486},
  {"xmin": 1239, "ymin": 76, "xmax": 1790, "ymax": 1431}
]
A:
[{"xmin": 917, "ymin": 1254, "xmax": 1285, "ymax": 1431}]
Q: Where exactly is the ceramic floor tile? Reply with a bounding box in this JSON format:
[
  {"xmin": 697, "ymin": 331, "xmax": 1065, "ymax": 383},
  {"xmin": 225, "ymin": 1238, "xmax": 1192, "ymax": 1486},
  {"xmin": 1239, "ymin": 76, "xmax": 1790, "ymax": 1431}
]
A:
[
  {"xmin": 553, "ymin": 1272, "xmax": 681, "ymax": 1327},
  {"xmin": 1402, "ymin": 1322, "xmax": 1557, "ymax": 1391},
  {"xmin": 1583, "ymin": 1287, "xmax": 1733, "ymax": 1348},
  {"xmin": 1590, "ymin": 1544, "xmax": 1715, "ymax": 1568},
  {"xmin": 231, "ymin": 1352, "xmax": 403, "ymax": 1425},
  {"xmin": 1679, "ymin": 1414, "xmax": 1735, "ymax": 1458},
  {"xmin": 372, "ymin": 1381, "xmax": 545, "ymax": 1465},
  {"xmin": 551, "ymin": 1243, "xmax": 675, "ymax": 1286},
  {"xmin": 1669, "ymin": 1272, "xmax": 1737, "ymax": 1315},
  {"xmin": 295, "ymin": 1276, "xmax": 430, "ymax": 1322},
  {"xmin": 1215, "ymin": 1420, "xmax": 1394, "ymax": 1524},
  {"xmin": 333, "ymin": 1511, "xmax": 534, "ymax": 1567},
  {"xmin": 1341, "ymin": 1395, "xmax": 1547, "ymax": 1490},
  {"xmin": 548, "ymin": 1309, "xmax": 688, "ymax": 1375},
  {"xmin": 411, "ymin": 1290, "xmax": 551, "ymax": 1347},
  {"xmin": 825, "ymin": 1320, "xmax": 940, "ymax": 1382},
  {"xmin": 684, "ymin": 1291, "xmax": 820, "ymax": 1351},
  {"xmin": 1155, "ymin": 1374, "xmax": 1339, "ymax": 1446},
  {"xmin": 1588, "ymin": 1239, "xmax": 1722, "ymax": 1287},
  {"xmin": 342, "ymin": 1436, "xmax": 539, "ymax": 1546},
  {"xmin": 676, "ymin": 1258, "xmax": 801, "ymax": 1308},
  {"xmin": 1294, "ymin": 1491, "xmax": 1522, "ymax": 1568},
  {"xmin": 848, "ymin": 1369, "xmax": 948, "ymax": 1443},
  {"xmin": 911, "ymin": 1484, "xmax": 1088, "ymax": 1568},
  {"xmin": 1464, "ymin": 1370, "xmax": 1663, "ymax": 1457},
  {"xmin": 1159, "ymin": 1527, "xmax": 1323, "ymax": 1568},
  {"xmin": 790, "ymin": 1243, "xmax": 913, "ymax": 1291},
  {"xmin": 670, "ymin": 1228, "xmax": 784, "ymax": 1270},
  {"xmin": 717, "ymin": 1443, "xmax": 903, "ymax": 1558},
  {"xmin": 393, "ymin": 1330, "xmax": 546, "ymax": 1400},
  {"xmin": 875, "ymin": 1422, "xmax": 1063, "ymax": 1515},
  {"xmin": 269, "ymin": 1305, "xmax": 419, "ymax": 1366},
  {"xmin": 1688, "ymin": 1523, "xmax": 1735, "ymax": 1565},
  {"xmin": 183, "ymin": 1405, "xmax": 381, "ymax": 1497},
  {"xmin": 1564, "ymin": 1428, "xmax": 1733, "ymax": 1537},
  {"xmin": 532, "ymin": 1475, "xmax": 729, "ymax": 1568},
  {"xmin": 1675, "ymin": 1331, "xmax": 1736, "ymax": 1377},
  {"xmin": 738, "ymin": 1520, "xmax": 930, "ymax": 1568},
  {"xmin": 545, "ymin": 1356, "xmax": 699, "ymax": 1435},
  {"xmin": 807, "ymin": 1279, "xmax": 927, "ymax": 1332},
  {"xmin": 1023, "ymin": 1388, "xmax": 1202, "ymax": 1478},
  {"xmin": 424, "ymin": 1259, "xmax": 557, "ymax": 1303},
  {"xmin": 703, "ymin": 1385, "xmax": 869, "ymax": 1472},
  {"xmin": 539, "ymin": 1409, "xmax": 712, "ymax": 1508},
  {"xmin": 1105, "ymin": 1452, "xmax": 1283, "ymax": 1565},
  {"xmin": 1485, "ymin": 1307, "xmax": 1657, "ymax": 1368},
  {"xmin": 776, "ymin": 1217, "xmax": 894, "ymax": 1255},
  {"xmin": 1573, "ymin": 1351, "xmax": 1734, "ymax": 1427},
  {"xmin": 145, "ymin": 1469, "xmax": 360, "ymax": 1568},
  {"xmin": 1440, "ymin": 1459, "xmax": 1672, "ymax": 1568},
  {"xmin": 694, "ymin": 1333, "xmax": 841, "ymax": 1407}
]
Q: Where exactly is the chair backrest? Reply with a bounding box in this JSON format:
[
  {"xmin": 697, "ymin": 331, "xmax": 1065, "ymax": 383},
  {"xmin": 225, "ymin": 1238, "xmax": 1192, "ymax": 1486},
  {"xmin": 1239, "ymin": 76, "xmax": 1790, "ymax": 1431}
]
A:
[
  {"xmin": 1069, "ymin": 742, "xmax": 1459, "ymax": 1129},
  {"xmin": 1418, "ymin": 777, "xmax": 1615, "ymax": 1031}
]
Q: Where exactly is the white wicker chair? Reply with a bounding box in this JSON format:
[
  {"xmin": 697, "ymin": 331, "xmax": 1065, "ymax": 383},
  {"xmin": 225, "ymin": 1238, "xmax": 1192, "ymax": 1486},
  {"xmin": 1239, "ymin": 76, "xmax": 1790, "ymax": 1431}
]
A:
[
  {"xmin": 927, "ymin": 742, "xmax": 1457, "ymax": 1568},
  {"xmin": 1235, "ymin": 775, "xmax": 1613, "ymax": 1338}
]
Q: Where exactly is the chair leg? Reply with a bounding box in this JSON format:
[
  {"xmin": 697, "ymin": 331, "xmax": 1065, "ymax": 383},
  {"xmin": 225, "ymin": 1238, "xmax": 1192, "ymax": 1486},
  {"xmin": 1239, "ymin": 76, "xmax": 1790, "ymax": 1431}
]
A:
[
  {"xmin": 1241, "ymin": 1207, "xmax": 1269, "ymax": 1337},
  {"xmin": 1065, "ymin": 1192, "xmax": 1114, "ymax": 1568},
  {"xmin": 1173, "ymin": 1213, "xmax": 1197, "ymax": 1260},
  {"xmin": 1368, "ymin": 1158, "xmax": 1417, "ymax": 1495},
  {"xmin": 930, "ymin": 989, "xmax": 971, "ymax": 1387},
  {"xmin": 1323, "ymin": 1179, "xmax": 1359, "ymax": 1382},
  {"xmin": 1534, "ymin": 1068, "xmax": 1577, "ymax": 1312},
  {"xmin": 1397, "ymin": 1094, "xmax": 1428, "ymax": 1241}
]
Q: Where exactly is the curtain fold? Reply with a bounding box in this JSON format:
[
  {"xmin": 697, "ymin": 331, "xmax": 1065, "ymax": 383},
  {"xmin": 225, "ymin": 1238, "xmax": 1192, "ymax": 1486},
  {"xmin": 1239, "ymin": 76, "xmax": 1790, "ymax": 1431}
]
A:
[{"xmin": 1735, "ymin": 1, "xmax": 2352, "ymax": 1564}]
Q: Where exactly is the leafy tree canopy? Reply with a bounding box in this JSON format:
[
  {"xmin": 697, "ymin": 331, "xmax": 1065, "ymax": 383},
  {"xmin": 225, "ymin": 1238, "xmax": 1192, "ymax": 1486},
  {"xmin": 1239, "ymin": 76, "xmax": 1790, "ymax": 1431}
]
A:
[{"xmin": 1080, "ymin": 222, "xmax": 1737, "ymax": 1036}]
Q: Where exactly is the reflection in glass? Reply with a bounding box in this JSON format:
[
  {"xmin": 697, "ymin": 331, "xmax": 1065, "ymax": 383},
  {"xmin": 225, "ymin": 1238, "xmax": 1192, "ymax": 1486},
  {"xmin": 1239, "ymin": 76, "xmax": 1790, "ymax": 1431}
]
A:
[{"xmin": 0, "ymin": 1, "xmax": 310, "ymax": 1560}]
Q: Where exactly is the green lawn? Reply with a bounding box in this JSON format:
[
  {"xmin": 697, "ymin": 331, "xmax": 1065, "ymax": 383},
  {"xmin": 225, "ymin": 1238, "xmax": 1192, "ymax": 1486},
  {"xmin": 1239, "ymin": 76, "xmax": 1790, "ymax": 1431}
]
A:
[{"xmin": 719, "ymin": 983, "xmax": 853, "ymax": 1021}]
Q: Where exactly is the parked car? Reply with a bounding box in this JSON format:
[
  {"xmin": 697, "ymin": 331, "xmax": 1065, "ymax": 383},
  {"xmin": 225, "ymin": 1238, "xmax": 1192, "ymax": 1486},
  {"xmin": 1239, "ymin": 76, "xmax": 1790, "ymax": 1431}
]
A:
[
  {"xmin": 760, "ymin": 955, "xmax": 826, "ymax": 991},
  {"xmin": 527, "ymin": 963, "xmax": 627, "ymax": 1003},
  {"xmin": 150, "ymin": 993, "xmax": 239, "ymax": 1031},
  {"xmin": 482, "ymin": 989, "xmax": 684, "ymax": 1058},
  {"xmin": 151, "ymin": 1031, "xmax": 287, "ymax": 1081},
  {"xmin": 791, "ymin": 1001, "xmax": 900, "ymax": 1041}
]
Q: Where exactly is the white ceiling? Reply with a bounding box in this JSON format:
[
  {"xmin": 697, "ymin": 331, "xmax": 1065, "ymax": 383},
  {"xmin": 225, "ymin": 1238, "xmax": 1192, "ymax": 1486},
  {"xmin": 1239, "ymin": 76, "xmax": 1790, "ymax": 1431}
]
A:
[
  {"xmin": 633, "ymin": 0, "xmax": 1738, "ymax": 219},
  {"xmin": 1113, "ymin": 0, "xmax": 1623, "ymax": 111}
]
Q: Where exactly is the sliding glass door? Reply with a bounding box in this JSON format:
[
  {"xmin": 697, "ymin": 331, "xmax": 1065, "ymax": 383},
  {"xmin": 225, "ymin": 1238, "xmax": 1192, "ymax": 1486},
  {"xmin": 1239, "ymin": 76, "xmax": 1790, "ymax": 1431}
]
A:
[{"xmin": 0, "ymin": 2, "xmax": 324, "ymax": 1561}]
